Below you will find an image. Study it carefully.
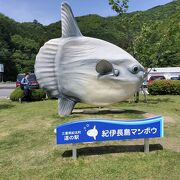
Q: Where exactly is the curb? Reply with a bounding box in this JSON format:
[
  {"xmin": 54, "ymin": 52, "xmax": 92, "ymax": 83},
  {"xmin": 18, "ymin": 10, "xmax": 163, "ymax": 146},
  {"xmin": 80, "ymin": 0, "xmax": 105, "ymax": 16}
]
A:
[{"xmin": 0, "ymin": 87, "xmax": 15, "ymax": 89}]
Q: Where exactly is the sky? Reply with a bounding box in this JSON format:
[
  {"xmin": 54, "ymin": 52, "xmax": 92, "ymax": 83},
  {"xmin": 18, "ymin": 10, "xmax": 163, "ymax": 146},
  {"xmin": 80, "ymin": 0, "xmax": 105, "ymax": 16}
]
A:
[{"xmin": 0, "ymin": 0, "xmax": 173, "ymax": 25}]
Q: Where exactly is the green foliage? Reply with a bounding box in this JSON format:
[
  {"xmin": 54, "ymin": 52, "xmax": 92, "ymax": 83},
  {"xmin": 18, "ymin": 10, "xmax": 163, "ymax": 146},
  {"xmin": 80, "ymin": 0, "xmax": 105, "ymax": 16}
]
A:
[
  {"xmin": 31, "ymin": 88, "xmax": 46, "ymax": 101},
  {"xmin": 10, "ymin": 87, "xmax": 46, "ymax": 101},
  {"xmin": 0, "ymin": 1, "xmax": 179, "ymax": 81},
  {"xmin": 132, "ymin": 16, "xmax": 180, "ymax": 67},
  {"xmin": 11, "ymin": 34, "xmax": 39, "ymax": 73},
  {"xmin": 10, "ymin": 87, "xmax": 24, "ymax": 101},
  {"xmin": 109, "ymin": 0, "xmax": 129, "ymax": 14},
  {"xmin": 148, "ymin": 80, "xmax": 180, "ymax": 95}
]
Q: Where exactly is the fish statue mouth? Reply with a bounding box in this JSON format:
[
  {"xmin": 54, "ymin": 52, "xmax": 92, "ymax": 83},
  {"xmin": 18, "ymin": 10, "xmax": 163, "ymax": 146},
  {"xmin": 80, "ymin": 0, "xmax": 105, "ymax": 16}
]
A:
[{"xmin": 35, "ymin": 2, "xmax": 145, "ymax": 116}]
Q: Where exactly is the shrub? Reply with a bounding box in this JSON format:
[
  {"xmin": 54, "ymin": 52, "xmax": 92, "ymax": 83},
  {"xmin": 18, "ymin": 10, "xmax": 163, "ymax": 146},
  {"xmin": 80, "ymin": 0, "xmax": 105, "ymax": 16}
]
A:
[
  {"xmin": 31, "ymin": 88, "xmax": 46, "ymax": 101},
  {"xmin": 10, "ymin": 87, "xmax": 46, "ymax": 101},
  {"xmin": 148, "ymin": 80, "xmax": 180, "ymax": 95}
]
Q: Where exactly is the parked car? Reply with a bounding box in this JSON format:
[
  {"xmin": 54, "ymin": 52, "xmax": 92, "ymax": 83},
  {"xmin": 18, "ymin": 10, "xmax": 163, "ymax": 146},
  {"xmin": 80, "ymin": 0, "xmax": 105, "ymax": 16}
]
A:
[
  {"xmin": 148, "ymin": 75, "xmax": 166, "ymax": 84},
  {"xmin": 16, "ymin": 73, "xmax": 39, "ymax": 89},
  {"xmin": 170, "ymin": 76, "xmax": 180, "ymax": 80}
]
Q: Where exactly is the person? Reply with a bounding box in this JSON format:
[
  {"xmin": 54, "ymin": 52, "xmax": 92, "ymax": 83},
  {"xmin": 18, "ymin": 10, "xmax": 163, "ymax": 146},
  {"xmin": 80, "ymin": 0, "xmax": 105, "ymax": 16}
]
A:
[{"xmin": 19, "ymin": 73, "xmax": 31, "ymax": 103}]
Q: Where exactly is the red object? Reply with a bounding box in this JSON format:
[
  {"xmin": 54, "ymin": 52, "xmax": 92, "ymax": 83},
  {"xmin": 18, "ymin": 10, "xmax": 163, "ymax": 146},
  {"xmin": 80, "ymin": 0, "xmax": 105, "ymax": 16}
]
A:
[{"xmin": 16, "ymin": 81, "xmax": 20, "ymax": 87}]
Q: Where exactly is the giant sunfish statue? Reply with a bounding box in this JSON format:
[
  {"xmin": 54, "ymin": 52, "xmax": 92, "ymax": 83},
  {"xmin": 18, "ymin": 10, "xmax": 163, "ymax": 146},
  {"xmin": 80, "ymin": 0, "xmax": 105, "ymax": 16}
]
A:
[{"xmin": 35, "ymin": 2, "xmax": 145, "ymax": 115}]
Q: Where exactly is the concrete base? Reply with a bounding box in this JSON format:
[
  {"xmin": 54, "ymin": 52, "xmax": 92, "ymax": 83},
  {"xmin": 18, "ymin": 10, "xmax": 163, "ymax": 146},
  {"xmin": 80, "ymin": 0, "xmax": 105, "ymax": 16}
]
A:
[{"xmin": 73, "ymin": 108, "xmax": 125, "ymax": 114}]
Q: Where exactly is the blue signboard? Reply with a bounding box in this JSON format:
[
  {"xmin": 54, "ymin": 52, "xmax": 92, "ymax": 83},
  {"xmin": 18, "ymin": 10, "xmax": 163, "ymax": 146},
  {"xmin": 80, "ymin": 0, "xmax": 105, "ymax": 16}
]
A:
[{"xmin": 56, "ymin": 116, "xmax": 163, "ymax": 144}]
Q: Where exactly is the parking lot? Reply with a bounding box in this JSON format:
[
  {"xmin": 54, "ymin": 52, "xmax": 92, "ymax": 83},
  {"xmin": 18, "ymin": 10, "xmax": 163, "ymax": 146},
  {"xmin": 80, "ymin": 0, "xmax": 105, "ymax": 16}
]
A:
[{"xmin": 0, "ymin": 83, "xmax": 15, "ymax": 99}]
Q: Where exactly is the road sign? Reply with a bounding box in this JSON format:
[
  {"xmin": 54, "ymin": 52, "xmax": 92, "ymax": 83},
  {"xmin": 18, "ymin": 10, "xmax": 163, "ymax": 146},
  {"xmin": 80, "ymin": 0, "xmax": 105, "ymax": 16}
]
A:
[
  {"xmin": 56, "ymin": 116, "xmax": 163, "ymax": 145},
  {"xmin": 0, "ymin": 64, "xmax": 4, "ymax": 73}
]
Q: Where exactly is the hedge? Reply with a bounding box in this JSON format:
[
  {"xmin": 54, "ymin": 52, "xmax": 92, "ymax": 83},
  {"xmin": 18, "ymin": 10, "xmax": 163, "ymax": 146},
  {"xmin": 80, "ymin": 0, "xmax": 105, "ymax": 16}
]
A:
[
  {"xmin": 148, "ymin": 80, "xmax": 180, "ymax": 95},
  {"xmin": 10, "ymin": 87, "xmax": 46, "ymax": 101}
]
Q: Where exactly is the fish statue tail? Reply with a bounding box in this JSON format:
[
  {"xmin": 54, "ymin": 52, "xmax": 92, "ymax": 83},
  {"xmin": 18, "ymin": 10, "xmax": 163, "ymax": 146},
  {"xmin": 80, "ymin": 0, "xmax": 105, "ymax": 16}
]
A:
[{"xmin": 58, "ymin": 95, "xmax": 76, "ymax": 115}]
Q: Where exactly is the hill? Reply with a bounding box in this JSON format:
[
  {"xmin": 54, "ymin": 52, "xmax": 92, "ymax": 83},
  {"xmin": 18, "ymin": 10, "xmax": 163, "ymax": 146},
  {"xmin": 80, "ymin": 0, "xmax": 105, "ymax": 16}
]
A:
[{"xmin": 0, "ymin": 1, "xmax": 179, "ymax": 81}]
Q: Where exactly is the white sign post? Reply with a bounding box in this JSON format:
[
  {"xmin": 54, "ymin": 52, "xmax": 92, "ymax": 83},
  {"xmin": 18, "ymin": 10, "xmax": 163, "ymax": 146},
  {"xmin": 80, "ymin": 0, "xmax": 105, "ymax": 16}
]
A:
[
  {"xmin": 0, "ymin": 64, "xmax": 4, "ymax": 73},
  {"xmin": 0, "ymin": 64, "xmax": 4, "ymax": 82}
]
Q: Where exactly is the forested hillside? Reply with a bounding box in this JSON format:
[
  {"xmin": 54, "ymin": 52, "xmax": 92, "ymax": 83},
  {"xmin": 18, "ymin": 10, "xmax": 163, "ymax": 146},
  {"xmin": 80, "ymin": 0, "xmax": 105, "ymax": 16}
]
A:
[{"xmin": 0, "ymin": 1, "xmax": 179, "ymax": 81}]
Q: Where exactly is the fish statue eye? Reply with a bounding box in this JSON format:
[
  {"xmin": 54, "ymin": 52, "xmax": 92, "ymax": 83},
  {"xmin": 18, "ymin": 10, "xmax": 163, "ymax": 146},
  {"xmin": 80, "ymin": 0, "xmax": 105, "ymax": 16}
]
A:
[
  {"xmin": 131, "ymin": 65, "xmax": 139, "ymax": 74},
  {"xmin": 114, "ymin": 69, "xmax": 119, "ymax": 76}
]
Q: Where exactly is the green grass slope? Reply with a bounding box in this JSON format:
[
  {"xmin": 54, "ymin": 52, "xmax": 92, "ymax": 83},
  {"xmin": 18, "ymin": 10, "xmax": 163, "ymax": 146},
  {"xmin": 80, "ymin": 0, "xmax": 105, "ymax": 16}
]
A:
[{"xmin": 0, "ymin": 95, "xmax": 180, "ymax": 179}]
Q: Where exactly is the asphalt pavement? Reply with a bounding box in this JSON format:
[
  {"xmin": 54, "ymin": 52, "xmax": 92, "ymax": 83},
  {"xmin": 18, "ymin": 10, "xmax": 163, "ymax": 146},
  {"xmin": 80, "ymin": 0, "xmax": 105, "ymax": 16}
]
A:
[{"xmin": 0, "ymin": 83, "xmax": 16, "ymax": 99}]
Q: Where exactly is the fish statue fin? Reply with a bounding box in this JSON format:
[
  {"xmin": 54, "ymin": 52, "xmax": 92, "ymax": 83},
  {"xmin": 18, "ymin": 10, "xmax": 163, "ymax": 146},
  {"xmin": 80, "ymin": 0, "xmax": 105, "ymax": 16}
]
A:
[
  {"xmin": 61, "ymin": 2, "xmax": 82, "ymax": 38},
  {"xmin": 96, "ymin": 60, "xmax": 113, "ymax": 75},
  {"xmin": 35, "ymin": 38, "xmax": 60, "ymax": 97},
  {"xmin": 58, "ymin": 95, "xmax": 76, "ymax": 115}
]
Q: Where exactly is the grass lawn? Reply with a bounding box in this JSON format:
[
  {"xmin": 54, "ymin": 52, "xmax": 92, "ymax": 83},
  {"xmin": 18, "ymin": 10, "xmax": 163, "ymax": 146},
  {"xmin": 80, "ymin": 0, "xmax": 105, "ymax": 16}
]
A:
[{"xmin": 0, "ymin": 95, "xmax": 180, "ymax": 179}]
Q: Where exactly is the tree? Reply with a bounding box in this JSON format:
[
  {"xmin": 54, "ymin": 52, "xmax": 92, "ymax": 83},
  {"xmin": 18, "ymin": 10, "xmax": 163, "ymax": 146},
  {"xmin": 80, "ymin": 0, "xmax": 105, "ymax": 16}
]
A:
[
  {"xmin": 132, "ymin": 18, "xmax": 180, "ymax": 68},
  {"xmin": 109, "ymin": 0, "xmax": 129, "ymax": 14},
  {"xmin": 33, "ymin": 19, "xmax": 39, "ymax": 24},
  {"xmin": 11, "ymin": 34, "xmax": 39, "ymax": 73}
]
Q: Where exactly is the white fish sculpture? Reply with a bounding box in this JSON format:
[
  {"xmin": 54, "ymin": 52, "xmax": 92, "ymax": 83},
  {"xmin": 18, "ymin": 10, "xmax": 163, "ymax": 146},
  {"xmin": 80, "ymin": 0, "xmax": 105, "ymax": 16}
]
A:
[
  {"xmin": 35, "ymin": 2, "xmax": 145, "ymax": 115},
  {"xmin": 87, "ymin": 126, "xmax": 98, "ymax": 140}
]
